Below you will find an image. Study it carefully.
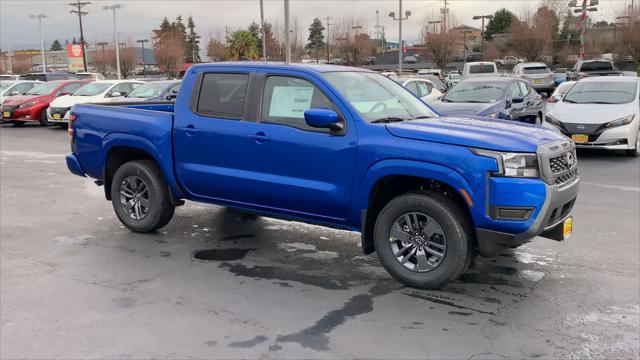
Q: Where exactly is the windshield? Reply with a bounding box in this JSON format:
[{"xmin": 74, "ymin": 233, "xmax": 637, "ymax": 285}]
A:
[
  {"xmin": 581, "ymin": 61, "xmax": 614, "ymax": 71},
  {"xmin": 322, "ymin": 72, "xmax": 438, "ymax": 122},
  {"xmin": 127, "ymin": 82, "xmax": 172, "ymax": 98},
  {"xmin": 25, "ymin": 82, "xmax": 59, "ymax": 95},
  {"xmin": 73, "ymin": 83, "xmax": 111, "ymax": 96},
  {"xmin": 523, "ymin": 66, "xmax": 551, "ymax": 74},
  {"xmin": 442, "ymin": 81, "xmax": 507, "ymax": 103},
  {"xmin": 564, "ymin": 81, "xmax": 637, "ymax": 104},
  {"xmin": 469, "ymin": 64, "xmax": 495, "ymax": 74},
  {"xmin": 0, "ymin": 82, "xmax": 15, "ymax": 91}
]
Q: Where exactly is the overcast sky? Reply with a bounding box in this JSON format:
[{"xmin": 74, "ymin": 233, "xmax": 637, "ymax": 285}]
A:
[{"xmin": 0, "ymin": 0, "xmax": 630, "ymax": 51}]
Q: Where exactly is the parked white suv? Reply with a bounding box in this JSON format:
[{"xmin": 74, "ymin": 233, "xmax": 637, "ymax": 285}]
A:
[
  {"xmin": 545, "ymin": 77, "xmax": 640, "ymax": 156},
  {"xmin": 47, "ymin": 80, "xmax": 142, "ymax": 124},
  {"xmin": 513, "ymin": 62, "xmax": 555, "ymax": 94},
  {"xmin": 462, "ymin": 62, "xmax": 498, "ymax": 79}
]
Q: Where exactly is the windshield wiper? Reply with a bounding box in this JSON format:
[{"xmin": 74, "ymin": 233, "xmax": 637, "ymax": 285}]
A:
[
  {"xmin": 410, "ymin": 115, "xmax": 434, "ymax": 120},
  {"xmin": 371, "ymin": 117, "xmax": 409, "ymax": 124}
]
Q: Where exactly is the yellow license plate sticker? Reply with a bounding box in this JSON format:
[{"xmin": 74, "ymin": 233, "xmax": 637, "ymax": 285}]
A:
[
  {"xmin": 53, "ymin": 113, "xmax": 61, "ymax": 120},
  {"xmin": 2, "ymin": 112, "xmax": 9, "ymax": 118},
  {"xmin": 571, "ymin": 134, "xmax": 588, "ymax": 144},
  {"xmin": 563, "ymin": 217, "xmax": 573, "ymax": 239}
]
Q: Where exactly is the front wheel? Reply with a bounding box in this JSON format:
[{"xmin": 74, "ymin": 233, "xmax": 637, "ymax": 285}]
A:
[
  {"xmin": 374, "ymin": 192, "xmax": 473, "ymax": 289},
  {"xmin": 39, "ymin": 109, "xmax": 49, "ymax": 126},
  {"xmin": 111, "ymin": 160, "xmax": 175, "ymax": 233}
]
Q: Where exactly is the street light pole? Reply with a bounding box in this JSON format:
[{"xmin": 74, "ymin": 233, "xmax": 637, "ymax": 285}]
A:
[
  {"xmin": 570, "ymin": 0, "xmax": 597, "ymax": 60},
  {"xmin": 472, "ymin": 14, "xmax": 493, "ymax": 56},
  {"xmin": 260, "ymin": 0, "xmax": 267, "ymax": 60},
  {"xmin": 389, "ymin": 0, "xmax": 411, "ymax": 73},
  {"xmin": 284, "ymin": 0, "xmax": 291, "ymax": 63},
  {"xmin": 103, "ymin": 4, "xmax": 124, "ymax": 79},
  {"xmin": 30, "ymin": 14, "xmax": 47, "ymax": 73},
  {"xmin": 136, "ymin": 39, "xmax": 148, "ymax": 77}
]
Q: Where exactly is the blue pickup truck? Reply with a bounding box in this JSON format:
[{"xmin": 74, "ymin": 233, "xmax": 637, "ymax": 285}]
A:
[{"xmin": 66, "ymin": 63, "xmax": 579, "ymax": 289}]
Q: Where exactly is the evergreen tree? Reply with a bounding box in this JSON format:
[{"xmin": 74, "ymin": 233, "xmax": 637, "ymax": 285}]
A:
[
  {"xmin": 50, "ymin": 39, "xmax": 63, "ymax": 51},
  {"xmin": 227, "ymin": 30, "xmax": 259, "ymax": 60},
  {"xmin": 186, "ymin": 15, "xmax": 201, "ymax": 62},
  {"xmin": 160, "ymin": 17, "xmax": 171, "ymax": 32},
  {"xmin": 484, "ymin": 8, "xmax": 516, "ymax": 40},
  {"xmin": 305, "ymin": 18, "xmax": 326, "ymax": 57},
  {"xmin": 262, "ymin": 22, "xmax": 279, "ymax": 60},
  {"xmin": 175, "ymin": 15, "xmax": 189, "ymax": 59},
  {"xmin": 248, "ymin": 22, "xmax": 261, "ymax": 44}
]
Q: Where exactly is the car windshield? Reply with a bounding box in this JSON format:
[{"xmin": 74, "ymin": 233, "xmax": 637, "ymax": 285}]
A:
[
  {"xmin": 442, "ymin": 81, "xmax": 507, "ymax": 103},
  {"xmin": 523, "ymin": 66, "xmax": 550, "ymax": 74},
  {"xmin": 0, "ymin": 82, "xmax": 15, "ymax": 91},
  {"xmin": 581, "ymin": 61, "xmax": 614, "ymax": 71},
  {"xmin": 25, "ymin": 82, "xmax": 58, "ymax": 95},
  {"xmin": 322, "ymin": 71, "xmax": 438, "ymax": 122},
  {"xmin": 564, "ymin": 81, "xmax": 637, "ymax": 104},
  {"xmin": 469, "ymin": 64, "xmax": 495, "ymax": 74},
  {"xmin": 73, "ymin": 83, "xmax": 111, "ymax": 96},
  {"xmin": 555, "ymin": 82, "xmax": 575, "ymax": 95},
  {"xmin": 127, "ymin": 82, "xmax": 172, "ymax": 98}
]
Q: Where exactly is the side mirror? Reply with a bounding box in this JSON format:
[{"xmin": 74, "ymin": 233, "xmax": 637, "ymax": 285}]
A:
[
  {"xmin": 109, "ymin": 92, "xmax": 122, "ymax": 98},
  {"xmin": 304, "ymin": 109, "xmax": 343, "ymax": 131},
  {"xmin": 166, "ymin": 93, "xmax": 177, "ymax": 100},
  {"xmin": 512, "ymin": 96, "xmax": 525, "ymax": 104}
]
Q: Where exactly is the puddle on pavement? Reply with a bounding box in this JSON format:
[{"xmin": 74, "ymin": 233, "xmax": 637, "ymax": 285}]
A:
[{"xmin": 193, "ymin": 248, "xmax": 254, "ymax": 261}]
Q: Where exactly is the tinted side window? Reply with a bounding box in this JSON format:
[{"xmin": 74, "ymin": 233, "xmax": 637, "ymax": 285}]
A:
[
  {"xmin": 416, "ymin": 81, "xmax": 432, "ymax": 97},
  {"xmin": 405, "ymin": 81, "xmax": 419, "ymax": 96},
  {"xmin": 518, "ymin": 81, "xmax": 529, "ymax": 96},
  {"xmin": 110, "ymin": 83, "xmax": 138, "ymax": 97},
  {"xmin": 510, "ymin": 82, "xmax": 522, "ymax": 98},
  {"xmin": 261, "ymin": 76, "xmax": 335, "ymax": 133},
  {"xmin": 197, "ymin": 73, "xmax": 249, "ymax": 119}
]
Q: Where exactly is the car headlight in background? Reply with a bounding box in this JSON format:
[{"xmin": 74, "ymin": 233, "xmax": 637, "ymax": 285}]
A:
[
  {"xmin": 545, "ymin": 114, "xmax": 563, "ymax": 128},
  {"xmin": 17, "ymin": 101, "xmax": 38, "ymax": 109},
  {"xmin": 472, "ymin": 149, "xmax": 539, "ymax": 178},
  {"xmin": 604, "ymin": 115, "xmax": 635, "ymax": 129}
]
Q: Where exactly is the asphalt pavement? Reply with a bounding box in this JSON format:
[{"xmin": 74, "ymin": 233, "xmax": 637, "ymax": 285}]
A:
[{"xmin": 1, "ymin": 124, "xmax": 638, "ymax": 359}]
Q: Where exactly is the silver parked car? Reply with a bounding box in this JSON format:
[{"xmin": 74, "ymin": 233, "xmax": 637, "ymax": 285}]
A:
[
  {"xmin": 545, "ymin": 77, "xmax": 640, "ymax": 157},
  {"xmin": 513, "ymin": 62, "xmax": 555, "ymax": 95}
]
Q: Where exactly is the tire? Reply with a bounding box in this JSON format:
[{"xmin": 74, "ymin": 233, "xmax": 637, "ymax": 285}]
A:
[
  {"xmin": 110, "ymin": 160, "xmax": 175, "ymax": 233},
  {"xmin": 374, "ymin": 192, "xmax": 473, "ymax": 289},
  {"xmin": 39, "ymin": 109, "xmax": 49, "ymax": 127},
  {"xmin": 625, "ymin": 134, "xmax": 640, "ymax": 157}
]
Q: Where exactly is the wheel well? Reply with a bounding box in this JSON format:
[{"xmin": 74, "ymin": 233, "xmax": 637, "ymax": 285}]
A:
[
  {"xmin": 104, "ymin": 147, "xmax": 154, "ymax": 200},
  {"xmin": 362, "ymin": 175, "xmax": 474, "ymax": 254}
]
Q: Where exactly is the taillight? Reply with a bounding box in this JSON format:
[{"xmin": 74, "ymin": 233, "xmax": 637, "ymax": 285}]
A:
[{"xmin": 68, "ymin": 113, "xmax": 77, "ymax": 143}]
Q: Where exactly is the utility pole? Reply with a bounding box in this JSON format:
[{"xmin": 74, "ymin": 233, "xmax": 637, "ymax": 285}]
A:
[
  {"xmin": 472, "ymin": 15, "xmax": 493, "ymax": 57},
  {"xmin": 570, "ymin": 0, "xmax": 598, "ymax": 61},
  {"xmin": 441, "ymin": 0, "xmax": 449, "ymax": 34},
  {"xmin": 260, "ymin": 0, "xmax": 267, "ymax": 60},
  {"xmin": 30, "ymin": 14, "xmax": 47, "ymax": 73},
  {"xmin": 136, "ymin": 39, "xmax": 148, "ymax": 77},
  {"xmin": 7, "ymin": 47, "xmax": 13, "ymax": 74},
  {"xmin": 428, "ymin": 20, "xmax": 441, "ymax": 35},
  {"xmin": 389, "ymin": 1, "xmax": 411, "ymax": 73},
  {"xmin": 69, "ymin": 0, "xmax": 90, "ymax": 72},
  {"xmin": 97, "ymin": 41, "xmax": 107, "ymax": 66},
  {"xmin": 324, "ymin": 16, "xmax": 333, "ymax": 61},
  {"xmin": 103, "ymin": 4, "xmax": 124, "ymax": 79},
  {"xmin": 379, "ymin": 25, "xmax": 387, "ymax": 55},
  {"xmin": 284, "ymin": 0, "xmax": 291, "ymax": 63}
]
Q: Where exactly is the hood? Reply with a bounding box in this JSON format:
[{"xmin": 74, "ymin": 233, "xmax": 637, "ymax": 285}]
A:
[
  {"xmin": 2, "ymin": 94, "xmax": 45, "ymax": 105},
  {"xmin": 431, "ymin": 101, "xmax": 501, "ymax": 117},
  {"xmin": 549, "ymin": 102, "xmax": 634, "ymax": 125},
  {"xmin": 50, "ymin": 94, "xmax": 97, "ymax": 108},
  {"xmin": 385, "ymin": 116, "xmax": 565, "ymax": 152}
]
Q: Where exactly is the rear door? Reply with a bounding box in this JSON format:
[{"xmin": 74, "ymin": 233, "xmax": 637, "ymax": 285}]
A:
[
  {"xmin": 242, "ymin": 70, "xmax": 357, "ymax": 221},
  {"xmin": 173, "ymin": 71, "xmax": 253, "ymax": 203}
]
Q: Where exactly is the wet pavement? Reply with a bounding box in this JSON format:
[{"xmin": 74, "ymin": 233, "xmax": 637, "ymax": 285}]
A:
[{"xmin": 1, "ymin": 125, "xmax": 639, "ymax": 359}]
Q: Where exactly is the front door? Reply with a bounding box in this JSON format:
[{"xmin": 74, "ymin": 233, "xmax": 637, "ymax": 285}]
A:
[
  {"xmin": 243, "ymin": 72, "xmax": 357, "ymax": 221},
  {"xmin": 173, "ymin": 71, "xmax": 252, "ymax": 203}
]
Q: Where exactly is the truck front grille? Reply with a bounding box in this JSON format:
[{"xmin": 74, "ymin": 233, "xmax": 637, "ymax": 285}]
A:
[{"xmin": 539, "ymin": 140, "xmax": 579, "ymax": 186}]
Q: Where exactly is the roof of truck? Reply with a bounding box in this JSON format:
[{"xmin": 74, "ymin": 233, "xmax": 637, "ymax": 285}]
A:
[{"xmin": 189, "ymin": 62, "xmax": 372, "ymax": 74}]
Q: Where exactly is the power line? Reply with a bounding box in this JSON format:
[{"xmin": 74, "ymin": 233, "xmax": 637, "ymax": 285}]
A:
[{"xmin": 68, "ymin": 0, "xmax": 91, "ymax": 72}]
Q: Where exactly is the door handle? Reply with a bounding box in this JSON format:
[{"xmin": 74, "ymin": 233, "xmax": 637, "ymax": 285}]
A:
[
  {"xmin": 180, "ymin": 125, "xmax": 200, "ymax": 136},
  {"xmin": 249, "ymin": 132, "xmax": 270, "ymax": 143}
]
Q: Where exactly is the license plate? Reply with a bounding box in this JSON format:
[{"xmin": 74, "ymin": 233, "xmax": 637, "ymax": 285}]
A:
[
  {"xmin": 571, "ymin": 134, "xmax": 589, "ymax": 144},
  {"xmin": 53, "ymin": 113, "xmax": 61, "ymax": 120},
  {"xmin": 563, "ymin": 217, "xmax": 573, "ymax": 239},
  {"xmin": 2, "ymin": 112, "xmax": 9, "ymax": 118},
  {"xmin": 533, "ymin": 79, "xmax": 543, "ymax": 84}
]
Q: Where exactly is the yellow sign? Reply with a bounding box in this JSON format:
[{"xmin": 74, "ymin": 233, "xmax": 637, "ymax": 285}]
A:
[
  {"xmin": 563, "ymin": 217, "xmax": 573, "ymax": 239},
  {"xmin": 571, "ymin": 134, "xmax": 588, "ymax": 144},
  {"xmin": 3, "ymin": 112, "xmax": 10, "ymax": 118},
  {"xmin": 14, "ymin": 50, "xmax": 42, "ymax": 56}
]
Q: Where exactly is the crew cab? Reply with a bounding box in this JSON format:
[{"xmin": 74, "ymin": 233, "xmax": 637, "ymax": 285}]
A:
[
  {"xmin": 1, "ymin": 80, "xmax": 87, "ymax": 126},
  {"xmin": 566, "ymin": 59, "xmax": 622, "ymax": 81},
  {"xmin": 66, "ymin": 63, "xmax": 579, "ymax": 289}
]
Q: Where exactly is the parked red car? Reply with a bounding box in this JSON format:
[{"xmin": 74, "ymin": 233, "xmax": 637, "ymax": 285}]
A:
[{"xmin": 1, "ymin": 80, "xmax": 88, "ymax": 126}]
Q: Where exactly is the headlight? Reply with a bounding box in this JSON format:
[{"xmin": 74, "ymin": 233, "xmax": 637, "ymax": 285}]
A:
[
  {"xmin": 485, "ymin": 112, "xmax": 500, "ymax": 119},
  {"xmin": 545, "ymin": 114, "xmax": 563, "ymax": 128},
  {"xmin": 18, "ymin": 101, "xmax": 37, "ymax": 109},
  {"xmin": 604, "ymin": 115, "xmax": 635, "ymax": 129},
  {"xmin": 471, "ymin": 149, "xmax": 539, "ymax": 178}
]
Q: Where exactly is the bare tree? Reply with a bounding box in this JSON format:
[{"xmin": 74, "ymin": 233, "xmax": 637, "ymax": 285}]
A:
[
  {"xmin": 539, "ymin": 0, "xmax": 568, "ymax": 21},
  {"xmin": 426, "ymin": 33, "xmax": 456, "ymax": 68},
  {"xmin": 153, "ymin": 26, "xmax": 185, "ymax": 77},
  {"xmin": 94, "ymin": 48, "xmax": 114, "ymax": 77},
  {"xmin": 118, "ymin": 46, "xmax": 138, "ymax": 79},
  {"xmin": 11, "ymin": 54, "xmax": 32, "ymax": 74},
  {"xmin": 206, "ymin": 29, "xmax": 228, "ymax": 61},
  {"xmin": 510, "ymin": 7, "xmax": 557, "ymax": 62}
]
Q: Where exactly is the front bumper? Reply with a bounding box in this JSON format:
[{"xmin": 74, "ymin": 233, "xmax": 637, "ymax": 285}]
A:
[
  {"xmin": 1, "ymin": 105, "xmax": 43, "ymax": 122},
  {"xmin": 47, "ymin": 107, "xmax": 71, "ymax": 124},
  {"xmin": 556, "ymin": 121, "xmax": 639, "ymax": 151}
]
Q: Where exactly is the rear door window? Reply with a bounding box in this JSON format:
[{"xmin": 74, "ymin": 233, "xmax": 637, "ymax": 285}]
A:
[
  {"xmin": 415, "ymin": 81, "xmax": 432, "ymax": 97},
  {"xmin": 405, "ymin": 81, "xmax": 419, "ymax": 96},
  {"xmin": 197, "ymin": 73, "xmax": 249, "ymax": 119}
]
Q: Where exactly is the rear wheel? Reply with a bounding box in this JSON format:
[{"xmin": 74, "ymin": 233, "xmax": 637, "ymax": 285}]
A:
[
  {"xmin": 374, "ymin": 192, "xmax": 473, "ymax": 289},
  {"xmin": 111, "ymin": 160, "xmax": 175, "ymax": 233}
]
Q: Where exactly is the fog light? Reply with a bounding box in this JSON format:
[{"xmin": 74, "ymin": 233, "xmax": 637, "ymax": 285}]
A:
[{"xmin": 490, "ymin": 206, "xmax": 534, "ymax": 221}]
